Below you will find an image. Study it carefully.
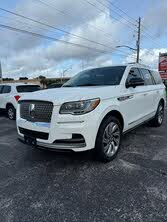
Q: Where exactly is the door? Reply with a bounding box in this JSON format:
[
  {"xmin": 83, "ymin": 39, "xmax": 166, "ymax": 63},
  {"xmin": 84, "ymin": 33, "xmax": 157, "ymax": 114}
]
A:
[
  {"xmin": 139, "ymin": 68, "xmax": 155, "ymax": 115},
  {"xmin": 149, "ymin": 70, "xmax": 163, "ymax": 112},
  {"xmin": 120, "ymin": 67, "xmax": 148, "ymax": 130}
]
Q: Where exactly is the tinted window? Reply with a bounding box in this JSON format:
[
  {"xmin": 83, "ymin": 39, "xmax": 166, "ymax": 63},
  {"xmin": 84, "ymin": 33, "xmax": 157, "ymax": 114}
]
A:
[
  {"xmin": 140, "ymin": 69, "xmax": 154, "ymax": 85},
  {"xmin": 16, "ymin": 85, "xmax": 41, "ymax": 93},
  {"xmin": 126, "ymin": 68, "xmax": 142, "ymax": 84},
  {"xmin": 150, "ymin": 71, "xmax": 163, "ymax": 84},
  {"xmin": 63, "ymin": 66, "xmax": 126, "ymax": 87},
  {"xmin": 48, "ymin": 83, "xmax": 63, "ymax": 89},
  {"xmin": 2, "ymin": 86, "xmax": 11, "ymax": 94},
  {"xmin": 0, "ymin": 85, "xmax": 4, "ymax": 94}
]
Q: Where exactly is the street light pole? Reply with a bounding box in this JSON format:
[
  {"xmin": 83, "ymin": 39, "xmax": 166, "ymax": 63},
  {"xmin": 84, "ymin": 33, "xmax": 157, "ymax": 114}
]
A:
[
  {"xmin": 60, "ymin": 67, "xmax": 72, "ymax": 83},
  {"xmin": 116, "ymin": 45, "xmax": 137, "ymax": 51}
]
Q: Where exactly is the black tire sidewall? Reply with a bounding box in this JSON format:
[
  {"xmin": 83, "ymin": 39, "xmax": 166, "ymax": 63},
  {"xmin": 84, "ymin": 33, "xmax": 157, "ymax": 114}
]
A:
[
  {"xmin": 156, "ymin": 102, "xmax": 164, "ymax": 126},
  {"xmin": 149, "ymin": 102, "xmax": 165, "ymax": 127},
  {"xmin": 95, "ymin": 116, "xmax": 122, "ymax": 162}
]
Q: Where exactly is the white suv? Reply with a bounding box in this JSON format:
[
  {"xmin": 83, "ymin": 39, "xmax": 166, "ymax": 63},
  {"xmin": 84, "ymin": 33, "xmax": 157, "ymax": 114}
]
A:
[
  {"xmin": 0, "ymin": 83, "xmax": 41, "ymax": 120},
  {"xmin": 17, "ymin": 64, "xmax": 166, "ymax": 162}
]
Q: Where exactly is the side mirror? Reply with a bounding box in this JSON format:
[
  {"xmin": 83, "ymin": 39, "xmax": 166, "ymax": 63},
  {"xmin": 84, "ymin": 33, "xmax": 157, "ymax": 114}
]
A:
[{"xmin": 126, "ymin": 77, "xmax": 144, "ymax": 88}]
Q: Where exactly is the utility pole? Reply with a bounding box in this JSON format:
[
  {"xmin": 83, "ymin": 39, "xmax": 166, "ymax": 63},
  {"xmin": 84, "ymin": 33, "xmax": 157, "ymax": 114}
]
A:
[
  {"xmin": 136, "ymin": 17, "xmax": 141, "ymax": 63},
  {"xmin": 0, "ymin": 61, "xmax": 2, "ymax": 83}
]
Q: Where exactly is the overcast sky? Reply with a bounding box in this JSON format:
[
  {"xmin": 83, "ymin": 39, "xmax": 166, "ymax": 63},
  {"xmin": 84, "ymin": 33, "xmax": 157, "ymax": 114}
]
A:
[{"xmin": 0, "ymin": 0, "xmax": 167, "ymax": 79}]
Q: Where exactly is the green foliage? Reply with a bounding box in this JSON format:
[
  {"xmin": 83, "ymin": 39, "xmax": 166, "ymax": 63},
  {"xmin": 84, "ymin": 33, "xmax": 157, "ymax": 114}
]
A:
[
  {"xmin": 19, "ymin": 77, "xmax": 28, "ymax": 80},
  {"xmin": 3, "ymin": 78, "xmax": 14, "ymax": 81}
]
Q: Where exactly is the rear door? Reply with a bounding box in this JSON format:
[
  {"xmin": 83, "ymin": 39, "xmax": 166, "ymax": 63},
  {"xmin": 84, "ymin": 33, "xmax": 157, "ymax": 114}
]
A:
[
  {"xmin": 150, "ymin": 70, "xmax": 164, "ymax": 111},
  {"xmin": 139, "ymin": 68, "xmax": 156, "ymax": 115}
]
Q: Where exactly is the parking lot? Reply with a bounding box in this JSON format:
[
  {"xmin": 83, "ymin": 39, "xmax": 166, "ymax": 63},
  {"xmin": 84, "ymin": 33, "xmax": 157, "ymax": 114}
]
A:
[{"xmin": 0, "ymin": 112, "xmax": 167, "ymax": 222}]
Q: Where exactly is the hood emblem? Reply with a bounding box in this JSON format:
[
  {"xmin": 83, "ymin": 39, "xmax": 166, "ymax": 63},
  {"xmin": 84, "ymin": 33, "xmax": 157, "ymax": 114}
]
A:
[{"xmin": 29, "ymin": 104, "xmax": 36, "ymax": 118}]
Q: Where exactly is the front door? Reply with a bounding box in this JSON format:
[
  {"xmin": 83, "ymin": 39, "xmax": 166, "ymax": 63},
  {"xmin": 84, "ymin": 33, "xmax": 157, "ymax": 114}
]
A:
[{"xmin": 120, "ymin": 68, "xmax": 149, "ymax": 130}]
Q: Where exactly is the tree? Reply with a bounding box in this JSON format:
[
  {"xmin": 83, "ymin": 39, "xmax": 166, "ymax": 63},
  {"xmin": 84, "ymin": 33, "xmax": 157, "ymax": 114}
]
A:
[
  {"xmin": 19, "ymin": 77, "xmax": 28, "ymax": 80},
  {"xmin": 38, "ymin": 75, "xmax": 46, "ymax": 80}
]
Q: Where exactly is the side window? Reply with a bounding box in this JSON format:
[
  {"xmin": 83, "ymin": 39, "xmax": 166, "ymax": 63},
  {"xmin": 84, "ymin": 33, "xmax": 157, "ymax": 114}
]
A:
[
  {"xmin": 126, "ymin": 68, "xmax": 142, "ymax": 83},
  {"xmin": 0, "ymin": 85, "xmax": 4, "ymax": 94},
  {"xmin": 150, "ymin": 71, "xmax": 163, "ymax": 85},
  {"xmin": 2, "ymin": 86, "xmax": 11, "ymax": 94},
  {"xmin": 140, "ymin": 69, "xmax": 154, "ymax": 85}
]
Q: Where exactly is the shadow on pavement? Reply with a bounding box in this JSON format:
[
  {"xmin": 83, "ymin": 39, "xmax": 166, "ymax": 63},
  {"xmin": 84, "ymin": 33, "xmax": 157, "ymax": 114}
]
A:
[{"xmin": 0, "ymin": 109, "xmax": 7, "ymax": 118}]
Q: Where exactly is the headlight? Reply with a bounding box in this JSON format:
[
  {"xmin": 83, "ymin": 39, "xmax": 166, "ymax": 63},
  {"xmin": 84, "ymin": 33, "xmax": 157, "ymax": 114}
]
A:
[{"xmin": 60, "ymin": 98, "xmax": 100, "ymax": 115}]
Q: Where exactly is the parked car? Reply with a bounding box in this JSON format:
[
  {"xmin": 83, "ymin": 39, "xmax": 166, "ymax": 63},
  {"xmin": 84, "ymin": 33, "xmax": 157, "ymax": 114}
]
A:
[
  {"xmin": 0, "ymin": 83, "xmax": 41, "ymax": 120},
  {"xmin": 17, "ymin": 64, "xmax": 166, "ymax": 162},
  {"xmin": 47, "ymin": 83, "xmax": 63, "ymax": 89}
]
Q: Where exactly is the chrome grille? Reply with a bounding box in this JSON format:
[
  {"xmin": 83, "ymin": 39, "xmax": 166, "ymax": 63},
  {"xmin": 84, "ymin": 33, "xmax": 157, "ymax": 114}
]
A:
[{"xmin": 19, "ymin": 100, "xmax": 53, "ymax": 123}]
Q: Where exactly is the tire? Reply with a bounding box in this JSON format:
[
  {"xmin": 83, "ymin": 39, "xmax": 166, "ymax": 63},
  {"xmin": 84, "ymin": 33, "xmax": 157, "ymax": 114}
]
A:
[
  {"xmin": 149, "ymin": 102, "xmax": 164, "ymax": 127},
  {"xmin": 7, "ymin": 105, "xmax": 16, "ymax": 120},
  {"xmin": 95, "ymin": 116, "xmax": 122, "ymax": 162}
]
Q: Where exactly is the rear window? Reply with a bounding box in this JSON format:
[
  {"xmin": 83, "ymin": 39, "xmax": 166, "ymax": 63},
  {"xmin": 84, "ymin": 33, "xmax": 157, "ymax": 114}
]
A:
[
  {"xmin": 2, "ymin": 86, "xmax": 11, "ymax": 93},
  {"xmin": 16, "ymin": 85, "xmax": 41, "ymax": 93},
  {"xmin": 0, "ymin": 85, "xmax": 4, "ymax": 94}
]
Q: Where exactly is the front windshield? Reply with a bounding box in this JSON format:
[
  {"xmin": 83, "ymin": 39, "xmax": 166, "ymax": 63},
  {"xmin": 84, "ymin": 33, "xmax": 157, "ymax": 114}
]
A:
[{"xmin": 63, "ymin": 66, "xmax": 126, "ymax": 87}]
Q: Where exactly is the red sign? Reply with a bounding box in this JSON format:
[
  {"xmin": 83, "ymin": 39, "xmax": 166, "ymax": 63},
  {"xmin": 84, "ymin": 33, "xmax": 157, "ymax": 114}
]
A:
[
  {"xmin": 159, "ymin": 53, "xmax": 167, "ymax": 71},
  {"xmin": 160, "ymin": 73, "xmax": 167, "ymax": 80}
]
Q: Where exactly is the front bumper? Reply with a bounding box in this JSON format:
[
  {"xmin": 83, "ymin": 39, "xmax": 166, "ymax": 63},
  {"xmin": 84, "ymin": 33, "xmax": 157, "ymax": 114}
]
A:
[
  {"xmin": 18, "ymin": 135, "xmax": 87, "ymax": 151},
  {"xmin": 17, "ymin": 104, "xmax": 101, "ymax": 152}
]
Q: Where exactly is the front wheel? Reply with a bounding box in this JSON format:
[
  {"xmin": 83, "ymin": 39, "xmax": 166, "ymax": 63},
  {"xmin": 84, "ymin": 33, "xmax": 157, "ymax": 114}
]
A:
[
  {"xmin": 95, "ymin": 116, "xmax": 122, "ymax": 162},
  {"xmin": 7, "ymin": 105, "xmax": 16, "ymax": 120},
  {"xmin": 149, "ymin": 102, "xmax": 164, "ymax": 127}
]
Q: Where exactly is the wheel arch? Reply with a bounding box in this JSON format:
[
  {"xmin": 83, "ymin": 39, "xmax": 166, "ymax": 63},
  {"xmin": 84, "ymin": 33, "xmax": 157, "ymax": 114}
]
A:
[
  {"xmin": 98, "ymin": 110, "xmax": 124, "ymax": 132},
  {"xmin": 6, "ymin": 103, "xmax": 15, "ymax": 110},
  {"xmin": 160, "ymin": 98, "xmax": 165, "ymax": 107}
]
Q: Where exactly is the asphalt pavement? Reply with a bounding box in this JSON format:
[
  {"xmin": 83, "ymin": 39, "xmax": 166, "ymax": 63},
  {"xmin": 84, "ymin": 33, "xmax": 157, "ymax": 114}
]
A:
[{"xmin": 0, "ymin": 111, "xmax": 167, "ymax": 222}]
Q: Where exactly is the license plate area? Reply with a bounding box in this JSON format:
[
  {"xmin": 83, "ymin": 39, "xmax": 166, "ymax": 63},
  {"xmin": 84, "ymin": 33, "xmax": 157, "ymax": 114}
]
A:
[{"xmin": 24, "ymin": 136, "xmax": 37, "ymax": 146}]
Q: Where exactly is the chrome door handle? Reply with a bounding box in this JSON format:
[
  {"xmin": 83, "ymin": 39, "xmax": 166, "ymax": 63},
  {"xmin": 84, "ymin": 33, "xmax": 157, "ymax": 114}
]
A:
[{"xmin": 143, "ymin": 93, "xmax": 148, "ymax": 96}]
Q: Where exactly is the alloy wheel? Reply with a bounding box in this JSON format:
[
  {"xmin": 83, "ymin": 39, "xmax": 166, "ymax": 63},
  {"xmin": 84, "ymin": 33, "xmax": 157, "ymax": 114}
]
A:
[
  {"xmin": 102, "ymin": 122, "xmax": 121, "ymax": 157},
  {"xmin": 158, "ymin": 104, "xmax": 164, "ymax": 125}
]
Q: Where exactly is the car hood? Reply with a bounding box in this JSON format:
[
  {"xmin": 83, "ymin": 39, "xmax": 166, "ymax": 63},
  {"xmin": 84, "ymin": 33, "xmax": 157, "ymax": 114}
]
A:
[{"xmin": 19, "ymin": 86, "xmax": 121, "ymax": 105}]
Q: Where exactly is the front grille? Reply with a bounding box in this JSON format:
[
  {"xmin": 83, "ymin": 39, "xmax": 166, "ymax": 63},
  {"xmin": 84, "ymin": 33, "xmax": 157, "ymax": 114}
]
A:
[
  {"xmin": 19, "ymin": 100, "xmax": 53, "ymax": 123},
  {"xmin": 19, "ymin": 127, "xmax": 49, "ymax": 140}
]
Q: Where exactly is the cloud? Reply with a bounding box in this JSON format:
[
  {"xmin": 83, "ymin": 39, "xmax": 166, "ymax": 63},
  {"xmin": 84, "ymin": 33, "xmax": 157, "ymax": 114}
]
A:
[
  {"xmin": 125, "ymin": 48, "xmax": 167, "ymax": 69},
  {"xmin": 144, "ymin": 1, "xmax": 167, "ymax": 37},
  {"xmin": 1, "ymin": 0, "xmax": 125, "ymax": 79},
  {"xmin": 0, "ymin": 0, "xmax": 107, "ymax": 53}
]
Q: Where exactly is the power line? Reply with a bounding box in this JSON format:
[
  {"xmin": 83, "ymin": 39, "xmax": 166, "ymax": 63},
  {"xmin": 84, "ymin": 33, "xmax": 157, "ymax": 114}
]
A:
[
  {"xmin": 0, "ymin": 5, "xmax": 138, "ymax": 57},
  {"xmin": 106, "ymin": 1, "xmax": 162, "ymax": 48},
  {"xmin": 0, "ymin": 6, "xmax": 133, "ymax": 56},
  {"xmin": 95, "ymin": 0, "xmax": 137, "ymax": 28},
  {"xmin": 0, "ymin": 7, "xmax": 119, "ymax": 52},
  {"xmin": 83, "ymin": 0, "xmax": 137, "ymax": 30},
  {"xmin": 33, "ymin": 0, "xmax": 118, "ymax": 45},
  {"xmin": 0, "ymin": 22, "xmax": 137, "ymax": 60},
  {"xmin": 107, "ymin": 0, "xmax": 137, "ymax": 23}
]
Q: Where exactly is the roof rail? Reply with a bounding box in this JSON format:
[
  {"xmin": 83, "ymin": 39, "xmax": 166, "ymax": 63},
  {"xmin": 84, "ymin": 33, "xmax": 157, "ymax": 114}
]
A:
[{"xmin": 128, "ymin": 63, "xmax": 150, "ymax": 68}]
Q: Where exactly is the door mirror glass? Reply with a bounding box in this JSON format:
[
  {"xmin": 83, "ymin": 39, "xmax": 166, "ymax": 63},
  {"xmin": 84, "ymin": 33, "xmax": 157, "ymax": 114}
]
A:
[{"xmin": 126, "ymin": 77, "xmax": 144, "ymax": 88}]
